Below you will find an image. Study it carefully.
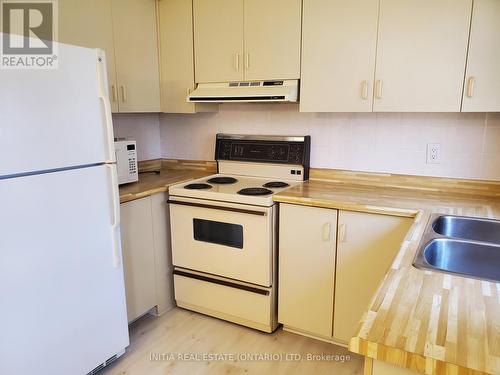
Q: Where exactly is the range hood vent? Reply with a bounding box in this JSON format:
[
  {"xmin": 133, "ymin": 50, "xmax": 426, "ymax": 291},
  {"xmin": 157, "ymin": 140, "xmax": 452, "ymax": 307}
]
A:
[{"xmin": 187, "ymin": 80, "xmax": 298, "ymax": 103}]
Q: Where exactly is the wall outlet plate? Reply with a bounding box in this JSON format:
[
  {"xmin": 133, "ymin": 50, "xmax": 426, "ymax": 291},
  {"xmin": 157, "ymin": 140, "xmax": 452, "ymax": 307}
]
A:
[{"xmin": 426, "ymin": 143, "xmax": 441, "ymax": 164}]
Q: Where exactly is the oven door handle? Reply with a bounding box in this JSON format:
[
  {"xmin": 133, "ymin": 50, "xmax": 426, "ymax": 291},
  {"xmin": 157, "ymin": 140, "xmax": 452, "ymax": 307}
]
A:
[{"xmin": 167, "ymin": 199, "xmax": 267, "ymax": 216}]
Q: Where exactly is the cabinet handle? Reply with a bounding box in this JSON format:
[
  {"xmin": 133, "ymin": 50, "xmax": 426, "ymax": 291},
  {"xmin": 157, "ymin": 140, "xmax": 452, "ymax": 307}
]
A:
[
  {"xmin": 245, "ymin": 53, "xmax": 250, "ymax": 70},
  {"xmin": 322, "ymin": 222, "xmax": 332, "ymax": 242},
  {"xmin": 375, "ymin": 80, "xmax": 382, "ymax": 100},
  {"xmin": 339, "ymin": 224, "xmax": 347, "ymax": 243},
  {"xmin": 466, "ymin": 76, "xmax": 475, "ymax": 98},
  {"xmin": 120, "ymin": 85, "xmax": 127, "ymax": 102},
  {"xmin": 361, "ymin": 80, "xmax": 369, "ymax": 100},
  {"xmin": 111, "ymin": 85, "xmax": 118, "ymax": 102},
  {"xmin": 234, "ymin": 53, "xmax": 240, "ymax": 71}
]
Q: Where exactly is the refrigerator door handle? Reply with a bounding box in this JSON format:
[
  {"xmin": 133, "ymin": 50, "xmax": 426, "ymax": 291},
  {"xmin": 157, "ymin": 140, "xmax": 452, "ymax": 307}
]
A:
[
  {"xmin": 106, "ymin": 164, "xmax": 121, "ymax": 268},
  {"xmin": 96, "ymin": 49, "xmax": 116, "ymax": 163}
]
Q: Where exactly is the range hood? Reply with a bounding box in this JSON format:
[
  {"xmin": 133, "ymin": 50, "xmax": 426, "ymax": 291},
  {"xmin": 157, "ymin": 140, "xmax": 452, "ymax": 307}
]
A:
[{"xmin": 187, "ymin": 80, "xmax": 298, "ymax": 103}]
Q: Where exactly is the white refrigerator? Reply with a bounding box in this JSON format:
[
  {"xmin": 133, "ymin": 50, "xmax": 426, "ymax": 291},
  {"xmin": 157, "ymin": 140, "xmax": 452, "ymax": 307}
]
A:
[{"xmin": 0, "ymin": 40, "xmax": 129, "ymax": 374}]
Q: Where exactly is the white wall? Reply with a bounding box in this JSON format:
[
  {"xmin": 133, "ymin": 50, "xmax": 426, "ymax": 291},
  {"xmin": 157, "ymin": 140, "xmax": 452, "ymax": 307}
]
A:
[
  {"xmin": 159, "ymin": 104, "xmax": 500, "ymax": 181},
  {"xmin": 112, "ymin": 113, "xmax": 161, "ymax": 161}
]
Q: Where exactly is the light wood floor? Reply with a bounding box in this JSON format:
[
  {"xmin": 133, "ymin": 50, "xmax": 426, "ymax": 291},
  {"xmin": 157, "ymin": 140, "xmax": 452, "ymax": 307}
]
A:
[{"xmin": 102, "ymin": 308, "xmax": 364, "ymax": 375}]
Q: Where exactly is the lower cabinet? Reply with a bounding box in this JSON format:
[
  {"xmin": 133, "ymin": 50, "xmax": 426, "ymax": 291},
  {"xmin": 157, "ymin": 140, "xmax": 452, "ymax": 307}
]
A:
[
  {"xmin": 278, "ymin": 203, "xmax": 412, "ymax": 344},
  {"xmin": 120, "ymin": 193, "xmax": 174, "ymax": 323},
  {"xmin": 278, "ymin": 204, "xmax": 338, "ymax": 339},
  {"xmin": 334, "ymin": 210, "xmax": 413, "ymax": 344}
]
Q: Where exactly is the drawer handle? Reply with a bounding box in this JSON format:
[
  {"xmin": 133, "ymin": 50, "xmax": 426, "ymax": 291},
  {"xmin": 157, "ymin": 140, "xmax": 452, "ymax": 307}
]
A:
[
  {"xmin": 173, "ymin": 269, "xmax": 270, "ymax": 296},
  {"xmin": 167, "ymin": 199, "xmax": 267, "ymax": 216}
]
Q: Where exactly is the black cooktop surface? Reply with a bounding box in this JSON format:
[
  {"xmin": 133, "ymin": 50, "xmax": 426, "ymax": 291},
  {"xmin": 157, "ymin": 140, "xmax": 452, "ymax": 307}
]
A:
[
  {"xmin": 237, "ymin": 187, "xmax": 273, "ymax": 196},
  {"xmin": 263, "ymin": 181, "xmax": 290, "ymax": 188},
  {"xmin": 184, "ymin": 183, "xmax": 212, "ymax": 190},
  {"xmin": 207, "ymin": 177, "xmax": 238, "ymax": 184}
]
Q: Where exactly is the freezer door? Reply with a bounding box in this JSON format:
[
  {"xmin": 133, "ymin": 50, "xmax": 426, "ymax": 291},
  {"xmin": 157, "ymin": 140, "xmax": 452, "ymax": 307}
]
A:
[
  {"xmin": 0, "ymin": 165, "xmax": 129, "ymax": 375},
  {"xmin": 0, "ymin": 43, "xmax": 115, "ymax": 177}
]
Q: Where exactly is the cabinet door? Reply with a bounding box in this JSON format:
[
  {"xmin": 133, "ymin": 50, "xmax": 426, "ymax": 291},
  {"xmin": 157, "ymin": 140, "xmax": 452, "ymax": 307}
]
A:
[
  {"xmin": 120, "ymin": 197, "xmax": 157, "ymax": 322},
  {"xmin": 112, "ymin": 0, "xmax": 160, "ymax": 112},
  {"xmin": 374, "ymin": 0, "xmax": 472, "ymax": 112},
  {"xmin": 462, "ymin": 0, "xmax": 500, "ymax": 112},
  {"xmin": 333, "ymin": 211, "xmax": 412, "ymax": 344},
  {"xmin": 243, "ymin": 0, "xmax": 301, "ymax": 81},
  {"xmin": 151, "ymin": 193, "xmax": 175, "ymax": 315},
  {"xmin": 58, "ymin": 0, "xmax": 119, "ymax": 112},
  {"xmin": 300, "ymin": 0, "xmax": 379, "ymax": 112},
  {"xmin": 278, "ymin": 204, "xmax": 337, "ymax": 338},
  {"xmin": 158, "ymin": 0, "xmax": 196, "ymax": 113},
  {"xmin": 193, "ymin": 0, "xmax": 244, "ymax": 83}
]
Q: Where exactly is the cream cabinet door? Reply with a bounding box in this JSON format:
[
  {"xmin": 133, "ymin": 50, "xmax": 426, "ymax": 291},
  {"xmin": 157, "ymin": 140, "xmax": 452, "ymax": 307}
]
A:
[
  {"xmin": 278, "ymin": 204, "xmax": 337, "ymax": 339},
  {"xmin": 243, "ymin": 0, "xmax": 301, "ymax": 81},
  {"xmin": 374, "ymin": 0, "xmax": 472, "ymax": 112},
  {"xmin": 58, "ymin": 0, "xmax": 119, "ymax": 112},
  {"xmin": 111, "ymin": 0, "xmax": 160, "ymax": 112},
  {"xmin": 300, "ymin": 0, "xmax": 379, "ymax": 112},
  {"xmin": 193, "ymin": 0, "xmax": 244, "ymax": 83},
  {"xmin": 462, "ymin": 0, "xmax": 500, "ymax": 112},
  {"xmin": 158, "ymin": 0, "xmax": 196, "ymax": 113},
  {"xmin": 333, "ymin": 211, "xmax": 412, "ymax": 344},
  {"xmin": 120, "ymin": 197, "xmax": 157, "ymax": 322}
]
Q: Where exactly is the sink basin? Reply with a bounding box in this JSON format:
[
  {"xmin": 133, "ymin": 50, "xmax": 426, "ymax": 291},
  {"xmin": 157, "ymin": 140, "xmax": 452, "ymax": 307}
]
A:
[
  {"xmin": 432, "ymin": 215, "xmax": 500, "ymax": 245},
  {"xmin": 413, "ymin": 214, "xmax": 500, "ymax": 282},
  {"xmin": 418, "ymin": 238, "xmax": 500, "ymax": 283}
]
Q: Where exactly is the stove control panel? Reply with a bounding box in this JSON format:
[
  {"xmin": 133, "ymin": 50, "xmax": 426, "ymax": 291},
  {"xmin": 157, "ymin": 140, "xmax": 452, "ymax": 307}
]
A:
[{"xmin": 215, "ymin": 134, "xmax": 311, "ymax": 178}]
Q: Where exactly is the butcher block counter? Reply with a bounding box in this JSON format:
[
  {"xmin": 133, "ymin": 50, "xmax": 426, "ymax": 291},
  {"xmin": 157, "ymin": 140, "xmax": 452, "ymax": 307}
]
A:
[
  {"xmin": 273, "ymin": 169, "xmax": 500, "ymax": 375},
  {"xmin": 118, "ymin": 159, "xmax": 215, "ymax": 204}
]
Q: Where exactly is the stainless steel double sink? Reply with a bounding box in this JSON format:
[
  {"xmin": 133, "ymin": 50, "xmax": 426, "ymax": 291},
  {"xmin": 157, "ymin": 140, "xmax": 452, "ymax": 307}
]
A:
[{"xmin": 413, "ymin": 214, "xmax": 500, "ymax": 283}]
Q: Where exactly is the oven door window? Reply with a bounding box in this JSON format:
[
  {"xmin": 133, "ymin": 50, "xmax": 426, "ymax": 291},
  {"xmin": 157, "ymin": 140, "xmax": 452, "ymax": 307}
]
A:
[{"xmin": 193, "ymin": 219, "xmax": 243, "ymax": 249}]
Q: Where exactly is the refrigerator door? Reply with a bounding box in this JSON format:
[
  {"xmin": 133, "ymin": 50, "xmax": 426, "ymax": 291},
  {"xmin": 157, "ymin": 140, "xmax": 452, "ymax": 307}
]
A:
[
  {"xmin": 0, "ymin": 165, "xmax": 129, "ymax": 375},
  {"xmin": 0, "ymin": 42, "xmax": 115, "ymax": 178}
]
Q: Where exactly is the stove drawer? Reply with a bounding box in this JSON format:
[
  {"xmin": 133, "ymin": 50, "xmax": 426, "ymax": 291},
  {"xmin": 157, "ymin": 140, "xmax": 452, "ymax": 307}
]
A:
[
  {"xmin": 174, "ymin": 269, "xmax": 276, "ymax": 332},
  {"xmin": 169, "ymin": 197, "xmax": 274, "ymax": 286}
]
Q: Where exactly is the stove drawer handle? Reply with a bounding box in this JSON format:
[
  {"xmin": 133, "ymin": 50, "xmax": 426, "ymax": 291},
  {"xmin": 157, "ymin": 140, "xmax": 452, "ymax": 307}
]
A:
[
  {"xmin": 167, "ymin": 200, "xmax": 267, "ymax": 216},
  {"xmin": 173, "ymin": 269, "xmax": 270, "ymax": 296}
]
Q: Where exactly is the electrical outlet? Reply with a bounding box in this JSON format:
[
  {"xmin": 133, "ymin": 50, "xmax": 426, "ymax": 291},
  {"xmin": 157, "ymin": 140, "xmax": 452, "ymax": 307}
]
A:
[{"xmin": 426, "ymin": 143, "xmax": 441, "ymax": 164}]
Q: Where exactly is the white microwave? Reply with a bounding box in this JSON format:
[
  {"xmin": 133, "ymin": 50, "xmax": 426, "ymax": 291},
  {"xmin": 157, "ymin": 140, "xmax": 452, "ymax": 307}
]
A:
[{"xmin": 114, "ymin": 140, "xmax": 138, "ymax": 185}]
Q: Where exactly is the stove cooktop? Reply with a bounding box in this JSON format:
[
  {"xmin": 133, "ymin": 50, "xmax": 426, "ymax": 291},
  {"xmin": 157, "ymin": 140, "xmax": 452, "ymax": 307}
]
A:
[{"xmin": 170, "ymin": 174, "xmax": 299, "ymax": 207}]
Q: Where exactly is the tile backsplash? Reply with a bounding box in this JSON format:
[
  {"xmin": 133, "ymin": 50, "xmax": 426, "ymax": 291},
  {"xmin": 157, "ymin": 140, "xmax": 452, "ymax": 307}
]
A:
[
  {"xmin": 112, "ymin": 113, "xmax": 161, "ymax": 161},
  {"xmin": 159, "ymin": 104, "xmax": 500, "ymax": 181},
  {"xmin": 113, "ymin": 105, "xmax": 500, "ymax": 181}
]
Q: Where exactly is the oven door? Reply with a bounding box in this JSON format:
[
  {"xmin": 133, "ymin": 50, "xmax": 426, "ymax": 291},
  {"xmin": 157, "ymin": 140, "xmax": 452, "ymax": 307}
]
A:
[{"xmin": 169, "ymin": 196, "xmax": 274, "ymax": 287}]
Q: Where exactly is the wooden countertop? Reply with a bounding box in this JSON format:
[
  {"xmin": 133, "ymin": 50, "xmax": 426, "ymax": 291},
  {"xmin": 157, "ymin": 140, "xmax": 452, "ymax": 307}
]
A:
[
  {"xmin": 273, "ymin": 178, "xmax": 500, "ymax": 375},
  {"xmin": 119, "ymin": 169, "xmax": 211, "ymax": 204}
]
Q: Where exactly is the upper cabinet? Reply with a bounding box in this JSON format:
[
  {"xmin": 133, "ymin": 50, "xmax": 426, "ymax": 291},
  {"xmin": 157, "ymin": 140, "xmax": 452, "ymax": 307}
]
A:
[
  {"xmin": 300, "ymin": 0, "xmax": 379, "ymax": 112},
  {"xmin": 193, "ymin": 0, "xmax": 244, "ymax": 83},
  {"xmin": 111, "ymin": 0, "xmax": 160, "ymax": 113},
  {"xmin": 193, "ymin": 0, "xmax": 301, "ymax": 83},
  {"xmin": 59, "ymin": 0, "xmax": 160, "ymax": 113},
  {"xmin": 59, "ymin": 0, "xmax": 118, "ymax": 112},
  {"xmin": 243, "ymin": 0, "xmax": 302, "ymax": 81},
  {"xmin": 462, "ymin": 0, "xmax": 500, "ymax": 112},
  {"xmin": 373, "ymin": 0, "xmax": 472, "ymax": 112}
]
